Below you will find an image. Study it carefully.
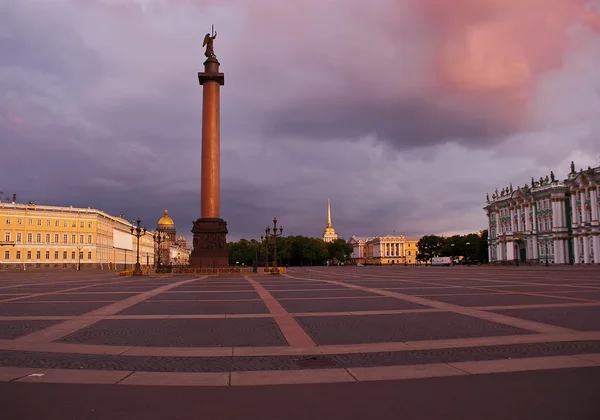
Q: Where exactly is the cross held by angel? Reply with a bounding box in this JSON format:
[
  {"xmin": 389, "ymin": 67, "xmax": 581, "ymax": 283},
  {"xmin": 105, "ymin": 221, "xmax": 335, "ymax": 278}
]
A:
[{"xmin": 203, "ymin": 25, "xmax": 217, "ymax": 59}]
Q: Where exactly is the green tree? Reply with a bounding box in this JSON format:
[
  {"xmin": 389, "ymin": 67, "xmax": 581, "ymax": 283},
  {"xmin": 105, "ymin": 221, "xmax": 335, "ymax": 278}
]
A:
[
  {"xmin": 327, "ymin": 238, "xmax": 353, "ymax": 263},
  {"xmin": 417, "ymin": 235, "xmax": 445, "ymax": 264}
]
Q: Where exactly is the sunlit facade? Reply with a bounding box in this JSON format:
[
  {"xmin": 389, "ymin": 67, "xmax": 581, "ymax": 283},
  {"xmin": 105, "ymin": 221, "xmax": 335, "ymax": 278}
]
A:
[
  {"xmin": 348, "ymin": 235, "xmax": 421, "ymax": 265},
  {"xmin": 484, "ymin": 163, "xmax": 600, "ymax": 265},
  {"xmin": 0, "ymin": 202, "xmax": 155, "ymax": 270}
]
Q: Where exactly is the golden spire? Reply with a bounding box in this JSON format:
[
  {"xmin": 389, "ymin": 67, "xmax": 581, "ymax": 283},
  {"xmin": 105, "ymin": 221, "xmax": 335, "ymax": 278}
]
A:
[{"xmin": 327, "ymin": 199, "xmax": 332, "ymax": 227}]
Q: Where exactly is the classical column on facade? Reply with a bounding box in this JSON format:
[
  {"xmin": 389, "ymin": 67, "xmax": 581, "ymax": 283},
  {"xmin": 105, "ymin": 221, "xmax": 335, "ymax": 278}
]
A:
[
  {"xmin": 573, "ymin": 235, "xmax": 581, "ymax": 264},
  {"xmin": 551, "ymin": 198, "xmax": 563, "ymax": 264},
  {"xmin": 570, "ymin": 189, "xmax": 580, "ymax": 264},
  {"xmin": 582, "ymin": 233, "xmax": 590, "ymax": 264},
  {"xmin": 530, "ymin": 200, "xmax": 539, "ymax": 261},
  {"xmin": 189, "ymin": 33, "xmax": 229, "ymax": 268},
  {"xmin": 590, "ymin": 183, "xmax": 599, "ymax": 263},
  {"xmin": 580, "ymin": 188, "xmax": 589, "ymax": 225},
  {"xmin": 570, "ymin": 188, "xmax": 580, "ymax": 227}
]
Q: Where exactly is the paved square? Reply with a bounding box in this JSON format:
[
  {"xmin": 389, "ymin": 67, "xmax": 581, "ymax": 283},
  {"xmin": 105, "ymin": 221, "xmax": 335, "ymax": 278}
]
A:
[{"xmin": 0, "ymin": 266, "xmax": 599, "ymax": 390}]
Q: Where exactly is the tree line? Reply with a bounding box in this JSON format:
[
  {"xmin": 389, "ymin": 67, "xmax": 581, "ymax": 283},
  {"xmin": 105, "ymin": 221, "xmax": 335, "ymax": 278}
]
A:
[
  {"xmin": 227, "ymin": 236, "xmax": 353, "ymax": 267},
  {"xmin": 416, "ymin": 230, "xmax": 488, "ymax": 264}
]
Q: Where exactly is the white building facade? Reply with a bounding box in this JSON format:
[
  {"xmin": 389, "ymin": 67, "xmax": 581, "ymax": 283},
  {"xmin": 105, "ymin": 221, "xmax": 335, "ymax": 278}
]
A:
[{"xmin": 484, "ymin": 162, "xmax": 599, "ymax": 265}]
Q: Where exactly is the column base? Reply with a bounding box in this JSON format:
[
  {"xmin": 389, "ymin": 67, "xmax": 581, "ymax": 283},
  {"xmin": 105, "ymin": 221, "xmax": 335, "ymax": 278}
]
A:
[{"xmin": 189, "ymin": 218, "xmax": 229, "ymax": 268}]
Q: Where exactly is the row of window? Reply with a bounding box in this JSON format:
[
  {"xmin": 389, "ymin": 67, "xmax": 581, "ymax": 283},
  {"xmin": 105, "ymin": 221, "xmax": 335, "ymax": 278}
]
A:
[
  {"xmin": 384, "ymin": 251, "xmax": 413, "ymax": 257},
  {"xmin": 3, "ymin": 232, "xmax": 94, "ymax": 244},
  {"xmin": 4, "ymin": 218, "xmax": 93, "ymax": 228},
  {"xmin": 499, "ymin": 217, "xmax": 554, "ymax": 233},
  {"xmin": 3, "ymin": 250, "xmax": 93, "ymax": 260}
]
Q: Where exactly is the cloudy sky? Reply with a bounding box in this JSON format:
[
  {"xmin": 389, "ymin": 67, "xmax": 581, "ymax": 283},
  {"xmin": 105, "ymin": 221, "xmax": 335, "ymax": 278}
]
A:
[{"xmin": 2, "ymin": 0, "xmax": 600, "ymax": 242}]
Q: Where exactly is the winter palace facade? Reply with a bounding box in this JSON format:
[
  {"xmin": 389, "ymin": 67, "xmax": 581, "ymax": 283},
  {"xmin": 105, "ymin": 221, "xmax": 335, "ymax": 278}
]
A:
[{"xmin": 484, "ymin": 162, "xmax": 600, "ymax": 265}]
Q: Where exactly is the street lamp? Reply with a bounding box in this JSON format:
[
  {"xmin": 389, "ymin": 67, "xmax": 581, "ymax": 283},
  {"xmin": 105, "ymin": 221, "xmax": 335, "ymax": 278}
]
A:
[
  {"xmin": 450, "ymin": 243, "xmax": 455, "ymax": 265},
  {"xmin": 465, "ymin": 242, "xmax": 471, "ymax": 266},
  {"xmin": 544, "ymin": 235, "xmax": 549, "ymax": 267},
  {"xmin": 265, "ymin": 217, "xmax": 283, "ymax": 268},
  {"xmin": 261, "ymin": 234, "xmax": 268, "ymax": 268},
  {"xmin": 77, "ymin": 246, "xmax": 82, "ymax": 271},
  {"xmin": 131, "ymin": 218, "xmax": 147, "ymax": 276},
  {"xmin": 153, "ymin": 231, "xmax": 167, "ymax": 269}
]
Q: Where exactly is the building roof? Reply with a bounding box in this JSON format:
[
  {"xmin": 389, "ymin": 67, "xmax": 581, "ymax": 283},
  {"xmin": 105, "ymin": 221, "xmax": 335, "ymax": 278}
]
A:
[{"xmin": 157, "ymin": 209, "xmax": 175, "ymax": 226}]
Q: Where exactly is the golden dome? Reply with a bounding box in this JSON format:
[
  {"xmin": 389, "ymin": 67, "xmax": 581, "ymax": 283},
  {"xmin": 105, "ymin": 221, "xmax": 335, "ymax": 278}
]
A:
[{"xmin": 157, "ymin": 209, "xmax": 175, "ymax": 226}]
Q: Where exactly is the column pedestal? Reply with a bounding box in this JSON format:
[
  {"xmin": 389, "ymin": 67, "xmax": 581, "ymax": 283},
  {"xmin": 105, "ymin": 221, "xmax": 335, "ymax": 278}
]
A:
[{"xmin": 190, "ymin": 218, "xmax": 229, "ymax": 268}]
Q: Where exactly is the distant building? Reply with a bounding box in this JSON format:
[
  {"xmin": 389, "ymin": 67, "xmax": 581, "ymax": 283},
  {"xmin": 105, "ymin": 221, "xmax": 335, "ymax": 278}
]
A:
[
  {"xmin": 348, "ymin": 234, "xmax": 421, "ymax": 265},
  {"xmin": 170, "ymin": 235, "xmax": 190, "ymax": 266},
  {"xmin": 323, "ymin": 199, "xmax": 339, "ymax": 243},
  {"xmin": 0, "ymin": 201, "xmax": 155, "ymax": 270},
  {"xmin": 484, "ymin": 162, "xmax": 599, "ymax": 264},
  {"xmin": 156, "ymin": 209, "xmax": 176, "ymax": 265}
]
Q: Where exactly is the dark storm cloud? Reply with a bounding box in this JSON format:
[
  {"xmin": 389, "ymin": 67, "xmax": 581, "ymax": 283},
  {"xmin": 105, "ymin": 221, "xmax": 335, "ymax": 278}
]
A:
[
  {"xmin": 265, "ymin": 97, "xmax": 509, "ymax": 149},
  {"xmin": 1, "ymin": 0, "xmax": 598, "ymax": 243}
]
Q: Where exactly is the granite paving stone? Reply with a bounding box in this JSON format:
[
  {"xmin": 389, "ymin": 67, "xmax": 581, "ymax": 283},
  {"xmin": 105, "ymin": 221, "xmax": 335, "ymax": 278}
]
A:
[
  {"xmin": 18, "ymin": 293, "xmax": 136, "ymax": 302},
  {"xmin": 425, "ymin": 293, "xmax": 578, "ymax": 307},
  {"xmin": 59, "ymin": 318, "xmax": 288, "ymax": 347},
  {"xmin": 279, "ymin": 297, "xmax": 428, "ymax": 313},
  {"xmin": 0, "ymin": 302, "xmax": 109, "ymax": 316},
  {"xmin": 297, "ymin": 312, "xmax": 533, "ymax": 345},
  {"xmin": 491, "ymin": 306, "xmax": 600, "ymax": 331},
  {"xmin": 117, "ymin": 300, "xmax": 269, "ymax": 315},
  {"xmin": 149, "ymin": 292, "xmax": 260, "ymax": 301},
  {"xmin": 270, "ymin": 290, "xmax": 378, "ymax": 299},
  {"xmin": 0, "ymin": 320, "xmax": 62, "ymax": 339},
  {"xmin": 2, "ymin": 340, "xmax": 600, "ymax": 372}
]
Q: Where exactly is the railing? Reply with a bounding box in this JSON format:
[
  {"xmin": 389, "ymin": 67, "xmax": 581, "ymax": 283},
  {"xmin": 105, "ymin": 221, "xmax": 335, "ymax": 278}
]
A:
[
  {"xmin": 169, "ymin": 267, "xmax": 287, "ymax": 276},
  {"xmin": 116, "ymin": 267, "xmax": 153, "ymax": 277}
]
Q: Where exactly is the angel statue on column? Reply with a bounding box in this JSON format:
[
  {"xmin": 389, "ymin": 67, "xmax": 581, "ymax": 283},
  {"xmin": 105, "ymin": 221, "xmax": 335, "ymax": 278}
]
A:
[{"xmin": 203, "ymin": 26, "xmax": 217, "ymax": 59}]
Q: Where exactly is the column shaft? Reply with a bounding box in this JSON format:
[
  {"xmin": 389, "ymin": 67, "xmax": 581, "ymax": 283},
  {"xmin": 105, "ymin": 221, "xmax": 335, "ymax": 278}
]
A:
[{"xmin": 201, "ymin": 80, "xmax": 221, "ymax": 218}]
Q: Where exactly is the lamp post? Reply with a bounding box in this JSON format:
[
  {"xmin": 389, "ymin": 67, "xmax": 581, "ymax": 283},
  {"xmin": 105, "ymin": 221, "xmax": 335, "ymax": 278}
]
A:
[
  {"xmin": 131, "ymin": 218, "xmax": 147, "ymax": 276},
  {"xmin": 544, "ymin": 235, "xmax": 549, "ymax": 267},
  {"xmin": 77, "ymin": 246, "xmax": 82, "ymax": 271},
  {"xmin": 153, "ymin": 232, "xmax": 167, "ymax": 269},
  {"xmin": 465, "ymin": 241, "xmax": 471, "ymax": 266},
  {"xmin": 450, "ymin": 243, "xmax": 455, "ymax": 266},
  {"xmin": 265, "ymin": 217, "xmax": 283, "ymax": 268},
  {"xmin": 261, "ymin": 234, "xmax": 268, "ymax": 268}
]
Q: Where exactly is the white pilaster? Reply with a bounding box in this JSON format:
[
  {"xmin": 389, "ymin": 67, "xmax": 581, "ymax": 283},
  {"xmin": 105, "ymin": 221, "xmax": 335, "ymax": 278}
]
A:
[
  {"xmin": 592, "ymin": 234, "xmax": 600, "ymax": 264},
  {"xmin": 583, "ymin": 234, "xmax": 590, "ymax": 264},
  {"xmin": 570, "ymin": 190, "xmax": 579, "ymax": 228},
  {"xmin": 509, "ymin": 207, "xmax": 515, "ymax": 232},
  {"xmin": 573, "ymin": 236, "xmax": 581, "ymax": 264},
  {"xmin": 590, "ymin": 186, "xmax": 599, "ymax": 223},
  {"xmin": 505, "ymin": 241, "xmax": 515, "ymax": 261},
  {"xmin": 580, "ymin": 189, "xmax": 589, "ymax": 225}
]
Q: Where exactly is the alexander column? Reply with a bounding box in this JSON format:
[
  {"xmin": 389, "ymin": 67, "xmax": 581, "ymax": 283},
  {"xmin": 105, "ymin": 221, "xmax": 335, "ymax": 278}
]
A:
[{"xmin": 189, "ymin": 26, "xmax": 229, "ymax": 268}]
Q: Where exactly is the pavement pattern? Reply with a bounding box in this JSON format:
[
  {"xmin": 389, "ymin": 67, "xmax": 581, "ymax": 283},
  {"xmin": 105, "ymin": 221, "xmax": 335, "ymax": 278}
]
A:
[{"xmin": 1, "ymin": 266, "xmax": 600, "ymax": 419}]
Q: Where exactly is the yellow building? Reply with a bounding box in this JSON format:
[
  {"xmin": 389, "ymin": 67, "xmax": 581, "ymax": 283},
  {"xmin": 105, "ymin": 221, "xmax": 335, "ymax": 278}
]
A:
[
  {"xmin": 348, "ymin": 234, "xmax": 421, "ymax": 265},
  {"xmin": 0, "ymin": 202, "xmax": 155, "ymax": 270}
]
